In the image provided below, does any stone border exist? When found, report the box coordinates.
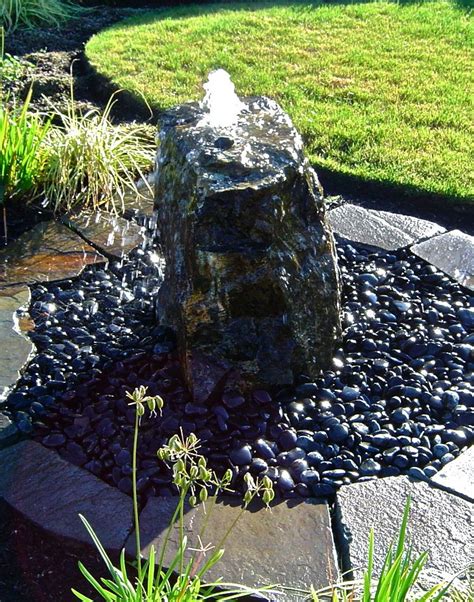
[0,202,472,600]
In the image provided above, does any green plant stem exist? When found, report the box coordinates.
[132,409,142,581]
[157,485,188,582]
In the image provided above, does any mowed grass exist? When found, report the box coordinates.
[86,1,474,203]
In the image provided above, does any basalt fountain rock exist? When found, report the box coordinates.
[155,72,341,403]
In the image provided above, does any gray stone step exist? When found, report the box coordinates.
[411,229,474,290]
[126,496,339,601]
[0,286,34,398]
[430,446,474,503]
[327,204,445,251]
[335,476,473,589]
[61,211,145,259]
[0,221,105,289]
[0,440,133,552]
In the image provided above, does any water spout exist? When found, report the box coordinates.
[199,69,245,129]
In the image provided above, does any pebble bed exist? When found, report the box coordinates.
[5,236,474,500]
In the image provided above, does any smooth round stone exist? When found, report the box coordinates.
[311,482,336,497]
[295,482,310,497]
[300,469,320,485]
[423,465,439,478]
[115,449,131,467]
[328,423,349,443]
[341,386,360,402]
[118,477,132,494]
[433,443,449,459]
[360,459,381,476]
[290,458,309,477]
[278,429,298,450]
[296,434,315,451]
[250,458,268,473]
[222,394,245,408]
[295,383,319,397]
[307,451,324,466]
[443,429,469,446]
[322,469,346,480]
[440,452,456,466]
[42,433,66,447]
[253,390,272,404]
[393,454,410,469]
[442,391,459,410]
[230,446,252,466]
[277,470,295,492]
[254,439,276,460]
[407,467,426,480]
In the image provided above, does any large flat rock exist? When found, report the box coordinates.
[61,211,145,258]
[126,497,338,601]
[0,221,105,289]
[0,440,133,551]
[328,204,447,251]
[430,446,474,502]
[411,230,474,290]
[335,476,473,587]
[328,204,414,250]
[0,286,34,397]
[374,210,446,241]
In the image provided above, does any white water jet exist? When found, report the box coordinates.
[199,69,245,128]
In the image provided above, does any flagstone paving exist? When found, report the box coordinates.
[335,475,473,587]
[60,211,145,259]
[0,221,106,290]
[126,496,339,602]
[0,287,34,398]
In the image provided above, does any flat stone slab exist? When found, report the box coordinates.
[0,440,133,551]
[375,210,446,241]
[335,476,473,588]
[126,497,338,601]
[61,211,145,258]
[430,446,474,502]
[411,230,474,290]
[0,221,105,290]
[0,286,34,397]
[328,204,445,251]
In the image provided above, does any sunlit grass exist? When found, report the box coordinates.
[86,0,474,203]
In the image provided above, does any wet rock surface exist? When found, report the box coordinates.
[0,221,106,289]
[155,98,341,400]
[412,229,474,291]
[60,211,145,259]
[2,234,472,503]
[0,287,34,397]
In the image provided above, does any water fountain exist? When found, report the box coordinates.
[154,70,342,403]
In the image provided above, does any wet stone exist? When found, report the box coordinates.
[61,211,145,259]
[411,230,474,290]
[336,476,473,587]
[155,97,341,400]
[0,286,34,397]
[126,496,338,601]
[0,221,105,289]
[328,204,414,250]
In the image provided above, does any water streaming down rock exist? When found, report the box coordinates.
[154,71,342,403]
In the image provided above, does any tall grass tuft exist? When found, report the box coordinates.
[40,89,155,214]
[1,0,83,33]
[0,86,51,241]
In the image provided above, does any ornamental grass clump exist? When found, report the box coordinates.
[73,385,276,602]
[0,86,51,241]
[1,0,84,33]
[40,90,155,214]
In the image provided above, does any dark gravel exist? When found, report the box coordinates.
[4,232,473,502]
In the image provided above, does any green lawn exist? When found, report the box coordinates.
[86,1,474,203]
